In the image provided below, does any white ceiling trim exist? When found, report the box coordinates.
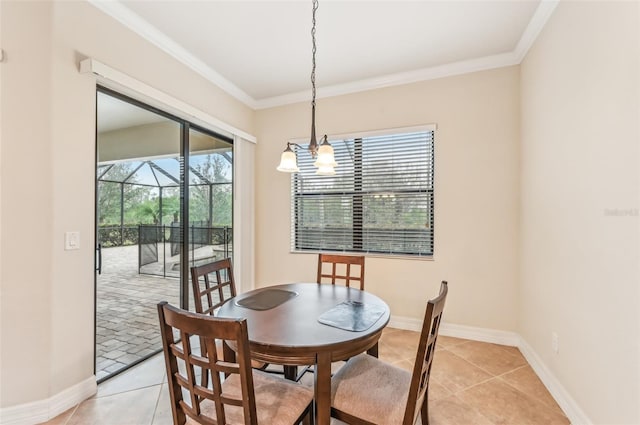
[87,0,559,111]
[513,0,559,63]
[255,51,519,110]
[87,0,259,109]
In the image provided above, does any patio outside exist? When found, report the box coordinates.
[96,242,226,381]
[96,245,178,380]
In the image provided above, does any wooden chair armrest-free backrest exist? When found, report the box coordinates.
[330,281,448,425]
[404,280,448,425]
[158,301,257,424]
[317,253,366,290]
[190,258,281,377]
[190,257,236,316]
[157,302,313,425]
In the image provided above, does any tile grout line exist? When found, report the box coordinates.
[96,382,165,399]
[150,383,164,425]
[495,373,569,419]
[448,370,569,423]
[442,345,567,419]
[420,339,569,423]
[442,393,499,425]
[441,345,526,379]
[61,403,79,425]
[435,347,517,394]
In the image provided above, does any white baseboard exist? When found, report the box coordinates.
[439,322,521,346]
[389,316,520,346]
[517,337,592,425]
[389,315,592,425]
[0,376,96,425]
[388,315,424,332]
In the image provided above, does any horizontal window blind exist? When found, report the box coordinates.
[291,129,434,256]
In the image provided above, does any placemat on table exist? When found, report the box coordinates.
[235,289,298,310]
[318,300,386,332]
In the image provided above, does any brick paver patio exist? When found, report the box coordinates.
[96,245,203,381]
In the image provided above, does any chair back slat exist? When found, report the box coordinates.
[158,301,258,425]
[403,281,448,425]
[317,253,366,290]
[191,258,237,315]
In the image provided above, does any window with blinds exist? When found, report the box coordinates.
[290,128,434,257]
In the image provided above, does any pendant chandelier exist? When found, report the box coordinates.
[277,0,337,176]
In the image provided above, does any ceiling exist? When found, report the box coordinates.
[97,91,167,132]
[90,0,557,110]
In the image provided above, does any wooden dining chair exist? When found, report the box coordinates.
[158,301,313,425]
[190,257,236,316]
[190,258,285,378]
[317,253,366,290]
[302,253,367,380]
[330,281,448,425]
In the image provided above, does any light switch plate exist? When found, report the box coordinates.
[65,231,80,250]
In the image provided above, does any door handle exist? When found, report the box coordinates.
[96,243,102,275]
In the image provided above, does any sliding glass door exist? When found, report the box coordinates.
[188,127,234,269]
[95,88,233,382]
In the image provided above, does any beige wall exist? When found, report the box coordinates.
[4,0,637,421]
[0,0,54,406]
[0,0,254,408]
[519,1,640,423]
[255,66,521,329]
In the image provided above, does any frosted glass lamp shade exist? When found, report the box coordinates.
[313,140,337,168]
[276,146,299,172]
[316,165,336,176]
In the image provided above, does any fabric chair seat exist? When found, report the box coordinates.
[188,370,314,425]
[331,353,413,425]
[330,281,448,425]
[158,302,313,425]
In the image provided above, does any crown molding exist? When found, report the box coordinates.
[513,0,560,63]
[257,0,559,109]
[254,51,518,109]
[88,0,558,111]
[87,0,258,109]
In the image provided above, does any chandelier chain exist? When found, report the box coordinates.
[311,0,318,110]
[277,0,336,173]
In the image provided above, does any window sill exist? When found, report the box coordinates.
[290,250,434,261]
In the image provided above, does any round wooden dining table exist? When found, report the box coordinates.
[216,282,390,425]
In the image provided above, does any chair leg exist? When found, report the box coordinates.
[284,365,299,381]
[421,397,429,425]
[366,342,379,358]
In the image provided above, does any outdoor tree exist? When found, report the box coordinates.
[190,153,232,226]
[98,155,234,247]
[98,163,151,225]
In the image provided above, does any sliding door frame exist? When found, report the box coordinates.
[94,85,233,381]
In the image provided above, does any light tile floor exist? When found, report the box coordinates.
[43,328,569,425]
